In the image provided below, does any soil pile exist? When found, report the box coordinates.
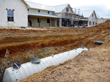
[17,21,110,82]
[18,40,110,82]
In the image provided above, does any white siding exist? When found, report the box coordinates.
[62,5,72,13]
[55,13,61,17]
[29,8,54,15]
[40,18,49,27]
[0,0,28,28]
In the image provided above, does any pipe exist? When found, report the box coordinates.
[2,47,88,82]
[95,41,104,45]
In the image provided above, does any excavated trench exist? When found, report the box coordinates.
[1,21,110,82]
[0,23,110,59]
[0,34,95,58]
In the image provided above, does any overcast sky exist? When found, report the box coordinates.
[26,0,110,18]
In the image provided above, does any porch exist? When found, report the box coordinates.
[73,19,88,27]
[62,18,72,27]
[28,12,60,27]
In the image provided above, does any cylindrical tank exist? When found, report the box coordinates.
[2,47,88,82]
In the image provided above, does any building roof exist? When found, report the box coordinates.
[25,1,55,11]
[80,10,93,17]
[80,10,97,18]
[53,4,68,13]
[24,1,73,13]
[93,10,97,19]
[22,0,30,8]
[28,12,61,18]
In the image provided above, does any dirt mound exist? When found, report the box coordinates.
[17,21,110,82]
[18,42,110,82]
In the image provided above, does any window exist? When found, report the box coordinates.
[92,14,94,17]
[53,11,55,14]
[93,22,94,25]
[27,9,29,11]
[7,9,14,22]
[66,8,69,12]
[37,18,41,23]
[47,18,50,23]
[37,18,39,23]
[38,10,40,13]
[48,11,49,14]
[89,21,91,25]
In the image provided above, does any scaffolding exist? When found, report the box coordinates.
[61,7,81,27]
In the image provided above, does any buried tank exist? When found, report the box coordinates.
[2,47,88,82]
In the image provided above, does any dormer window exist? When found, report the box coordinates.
[27,9,29,11]
[38,10,40,13]
[48,11,49,14]
[66,8,69,12]
[89,21,91,25]
[53,11,55,14]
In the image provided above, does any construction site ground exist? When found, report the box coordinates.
[0,21,110,82]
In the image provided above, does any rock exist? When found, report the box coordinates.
[66,66,72,69]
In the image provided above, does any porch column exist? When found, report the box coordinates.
[49,18,51,27]
[59,18,62,27]
[71,19,73,27]
[39,18,41,27]
[55,19,57,27]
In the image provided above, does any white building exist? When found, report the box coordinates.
[0,0,28,28]
[88,11,97,27]
[82,10,97,27]
[0,0,97,28]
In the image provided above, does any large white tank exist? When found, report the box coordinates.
[2,47,88,82]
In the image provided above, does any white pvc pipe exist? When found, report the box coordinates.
[2,47,88,82]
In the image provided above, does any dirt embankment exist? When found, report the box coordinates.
[0,21,110,59]
[18,42,110,82]
[1,21,110,82]
[18,21,110,82]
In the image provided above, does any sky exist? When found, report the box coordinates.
[26,0,110,18]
